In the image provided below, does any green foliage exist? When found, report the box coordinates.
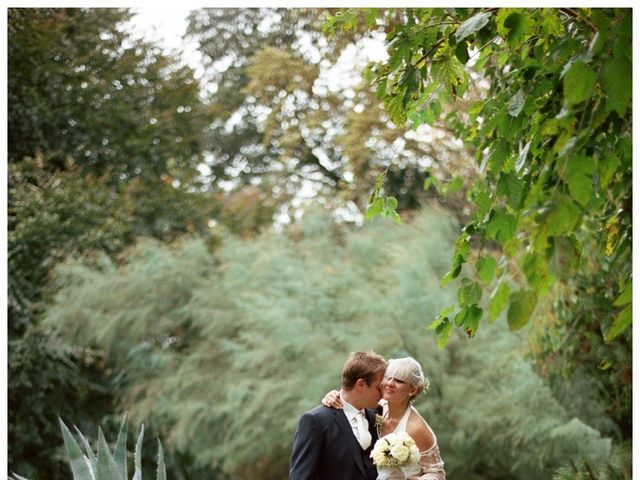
[7,9,217,480]
[8,8,210,182]
[59,417,166,480]
[8,328,115,480]
[432,327,613,479]
[330,8,632,342]
[552,440,631,480]
[42,207,619,479]
[186,8,465,214]
[527,247,632,439]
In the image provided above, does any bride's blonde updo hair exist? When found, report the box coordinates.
[385,357,430,400]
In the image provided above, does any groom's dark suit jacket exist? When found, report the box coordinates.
[289,404,379,480]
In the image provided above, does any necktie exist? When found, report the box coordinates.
[355,410,372,450]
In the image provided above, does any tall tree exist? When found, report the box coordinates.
[8,8,209,182]
[328,5,632,447]
[8,8,215,479]
[8,8,216,333]
[186,8,468,216]
[328,7,631,341]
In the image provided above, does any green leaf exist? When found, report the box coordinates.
[431,53,466,94]
[563,61,596,106]
[488,281,511,322]
[601,57,632,117]
[454,305,482,336]
[560,155,597,206]
[435,318,452,349]
[73,425,97,476]
[365,197,384,220]
[599,152,620,189]
[97,428,123,480]
[508,89,525,117]
[113,414,128,480]
[522,251,554,292]
[59,419,94,480]
[485,208,517,243]
[455,41,469,64]
[458,278,482,305]
[613,281,632,307]
[507,290,538,330]
[156,440,167,480]
[429,305,454,330]
[384,91,408,125]
[424,176,439,191]
[463,305,482,337]
[604,305,631,341]
[542,195,582,236]
[565,155,596,207]
[496,172,523,209]
[440,260,462,287]
[487,142,509,176]
[471,188,492,220]
[455,12,491,43]
[133,424,144,480]
[504,12,524,46]
[476,256,498,284]
[383,196,402,224]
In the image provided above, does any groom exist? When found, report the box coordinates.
[289,351,386,480]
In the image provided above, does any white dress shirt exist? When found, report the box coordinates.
[340,392,372,449]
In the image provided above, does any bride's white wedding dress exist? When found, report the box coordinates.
[377,404,446,480]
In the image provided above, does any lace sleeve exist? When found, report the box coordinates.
[411,443,445,480]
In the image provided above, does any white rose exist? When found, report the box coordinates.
[409,444,421,464]
[390,444,410,463]
[372,450,387,466]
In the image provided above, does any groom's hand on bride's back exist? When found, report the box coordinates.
[322,389,342,409]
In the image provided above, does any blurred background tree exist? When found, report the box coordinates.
[8,7,221,479]
[185,8,471,218]
[42,209,615,479]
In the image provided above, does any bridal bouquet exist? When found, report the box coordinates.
[370,431,421,479]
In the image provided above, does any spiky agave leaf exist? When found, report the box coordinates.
[155,440,166,480]
[59,418,94,480]
[73,424,97,475]
[132,424,145,480]
[113,413,129,480]
[9,472,31,480]
[96,428,124,480]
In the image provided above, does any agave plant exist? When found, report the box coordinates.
[58,415,166,480]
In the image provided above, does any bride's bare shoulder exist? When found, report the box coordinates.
[406,409,436,452]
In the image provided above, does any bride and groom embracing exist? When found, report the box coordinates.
[289,351,445,480]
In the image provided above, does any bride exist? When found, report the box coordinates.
[323,357,445,480]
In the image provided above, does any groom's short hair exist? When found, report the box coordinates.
[342,351,387,390]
